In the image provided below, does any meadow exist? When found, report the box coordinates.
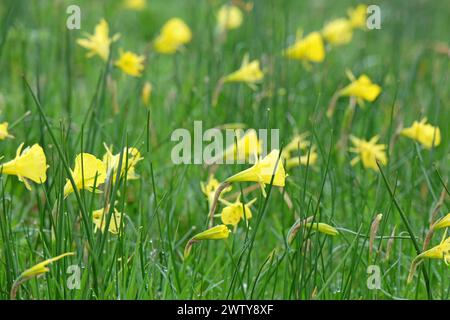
[0,0,449,300]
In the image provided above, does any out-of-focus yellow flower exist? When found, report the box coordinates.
[226,149,286,196]
[0,143,48,190]
[201,174,232,209]
[285,150,318,169]
[281,132,310,159]
[220,196,256,226]
[221,129,262,163]
[19,252,74,279]
[434,213,450,230]
[339,73,381,103]
[63,153,106,198]
[349,135,387,171]
[154,18,192,54]
[305,222,339,236]
[123,0,146,10]
[184,224,230,259]
[103,145,143,182]
[0,122,13,140]
[92,207,123,234]
[283,31,325,63]
[142,81,152,107]
[217,4,243,31]
[115,49,145,77]
[223,54,264,85]
[322,18,353,46]
[400,118,441,149]
[77,19,120,61]
[347,4,367,29]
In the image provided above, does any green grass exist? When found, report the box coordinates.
[0,0,449,300]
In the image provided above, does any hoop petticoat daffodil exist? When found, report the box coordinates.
[0,122,14,140]
[219,196,257,227]
[347,4,367,29]
[102,144,143,183]
[223,54,264,87]
[201,174,232,209]
[349,135,387,171]
[217,4,243,31]
[433,213,450,230]
[77,19,120,61]
[288,217,339,244]
[92,207,123,234]
[115,49,145,77]
[322,18,353,46]
[339,71,381,106]
[283,31,325,63]
[219,129,262,164]
[400,118,441,149]
[153,18,192,54]
[184,225,230,260]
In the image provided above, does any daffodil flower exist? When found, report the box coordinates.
[77,19,120,61]
[288,218,339,244]
[153,18,192,54]
[283,31,325,63]
[400,118,441,149]
[322,18,354,46]
[92,207,123,234]
[103,144,143,183]
[142,81,152,107]
[217,4,243,31]
[0,143,48,190]
[0,122,14,140]
[339,71,382,106]
[347,4,367,29]
[219,196,257,227]
[184,225,230,259]
[63,153,106,198]
[219,129,262,164]
[114,49,145,77]
[349,135,387,171]
[200,174,232,209]
[281,132,311,159]
[285,150,318,169]
[123,0,146,11]
[434,213,450,230]
[223,54,264,87]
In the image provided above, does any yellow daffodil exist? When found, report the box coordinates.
[123,0,146,10]
[322,18,353,46]
[219,196,257,226]
[226,149,286,196]
[339,73,382,103]
[285,150,318,169]
[217,4,243,31]
[63,153,106,198]
[103,145,143,182]
[434,213,450,230]
[0,122,13,140]
[400,118,441,149]
[92,207,123,234]
[77,19,120,61]
[200,174,232,209]
[305,222,339,236]
[20,252,74,279]
[184,224,230,259]
[153,18,192,54]
[221,129,262,163]
[142,81,152,107]
[347,4,367,29]
[0,143,48,190]
[281,132,311,159]
[349,135,387,171]
[115,49,145,77]
[283,31,325,63]
[223,54,264,85]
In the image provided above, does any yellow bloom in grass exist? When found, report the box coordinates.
[154,18,192,54]
[184,224,230,259]
[92,207,123,234]
[123,0,146,10]
[220,196,257,226]
[434,213,450,230]
[0,143,48,190]
[281,132,311,159]
[0,122,13,140]
[103,145,143,182]
[223,54,264,86]
[400,118,441,149]
[347,4,367,29]
[305,222,339,236]
[339,73,382,103]
[322,18,353,46]
[349,135,387,171]
[77,19,120,61]
[283,31,325,63]
[226,149,286,196]
[142,81,152,107]
[285,150,318,169]
[200,174,232,209]
[115,50,145,77]
[217,4,243,31]
[20,252,74,279]
[63,153,106,198]
[221,129,262,163]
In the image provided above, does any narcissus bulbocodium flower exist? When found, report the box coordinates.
[283,31,325,63]
[223,54,264,86]
[347,4,367,29]
[281,133,311,159]
[153,18,192,54]
[0,143,48,190]
[184,224,230,259]
[123,0,146,10]
[217,4,243,31]
[281,133,318,169]
[226,149,286,197]
[400,118,441,149]
[219,196,257,226]
[322,18,353,46]
[285,150,318,169]
[339,71,382,105]
[142,81,152,107]
[103,144,143,182]
[305,222,339,236]
[201,175,232,209]
[115,49,145,77]
[92,207,123,234]
[349,135,387,171]
[0,122,13,140]
[434,213,450,230]
[63,153,106,198]
[77,19,120,61]
[221,129,262,163]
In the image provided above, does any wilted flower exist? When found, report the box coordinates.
[220,196,257,226]
[115,49,145,77]
[217,4,243,31]
[349,135,387,171]
[0,122,13,140]
[184,224,230,259]
[347,4,367,29]
[92,207,123,234]
[400,118,441,149]
[154,18,192,54]
[223,54,264,85]
[283,31,325,63]
[77,19,120,61]
[322,18,353,46]
[0,143,48,190]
